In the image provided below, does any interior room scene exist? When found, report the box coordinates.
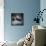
[0,0,46,46]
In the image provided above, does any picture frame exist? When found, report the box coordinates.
[11,13,24,26]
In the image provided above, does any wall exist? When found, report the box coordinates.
[4,0,40,42]
[40,0,46,26]
[40,0,46,45]
[0,0,4,42]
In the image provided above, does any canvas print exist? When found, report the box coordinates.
[11,13,24,26]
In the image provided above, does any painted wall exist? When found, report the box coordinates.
[0,0,4,42]
[40,0,46,26]
[4,0,40,42]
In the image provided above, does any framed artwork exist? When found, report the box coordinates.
[11,13,24,26]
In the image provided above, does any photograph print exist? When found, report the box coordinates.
[11,13,24,26]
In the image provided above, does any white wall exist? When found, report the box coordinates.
[40,0,46,45]
[0,0,4,42]
[40,0,46,27]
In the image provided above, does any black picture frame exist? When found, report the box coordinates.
[11,13,24,26]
